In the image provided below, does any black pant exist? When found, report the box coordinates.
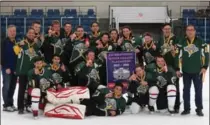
[183,72,203,111]
[2,69,17,107]
[81,99,106,116]
[17,75,28,110]
[174,79,180,110]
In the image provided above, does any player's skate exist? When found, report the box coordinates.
[148,106,155,114]
[33,110,39,120]
[25,106,32,113]
[168,110,176,116]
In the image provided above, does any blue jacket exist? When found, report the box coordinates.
[1,37,18,72]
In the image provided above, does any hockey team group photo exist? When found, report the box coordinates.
[0,1,210,125]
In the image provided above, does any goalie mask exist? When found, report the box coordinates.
[52,73,63,84]
[39,78,51,92]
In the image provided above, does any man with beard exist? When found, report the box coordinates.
[47,54,71,88]
[41,20,63,63]
[141,32,159,65]
[158,23,180,113]
[146,55,177,115]
[14,28,42,114]
[27,56,53,119]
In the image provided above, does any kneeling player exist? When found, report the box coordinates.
[81,82,126,116]
[47,54,71,88]
[128,64,151,114]
[27,57,53,118]
[146,55,177,115]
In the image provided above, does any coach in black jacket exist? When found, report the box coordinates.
[1,25,18,112]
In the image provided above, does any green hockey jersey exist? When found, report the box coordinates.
[28,67,53,92]
[158,35,179,67]
[120,36,143,52]
[175,37,209,73]
[145,63,177,88]
[15,39,41,75]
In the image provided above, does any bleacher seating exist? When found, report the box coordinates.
[1,8,97,39]
[182,8,210,43]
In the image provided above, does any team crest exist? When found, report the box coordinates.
[25,48,38,60]
[104,98,117,110]
[145,52,155,63]
[52,73,63,84]
[184,44,199,57]
[39,78,51,92]
[137,84,149,94]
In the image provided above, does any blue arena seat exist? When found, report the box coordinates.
[47,9,54,17]
[54,9,60,17]
[87,9,94,16]
[31,9,44,17]
[188,18,196,25]
[70,9,77,17]
[14,9,21,16]
[64,9,71,16]
[197,19,205,26]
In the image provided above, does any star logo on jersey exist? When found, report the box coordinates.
[184,44,199,57]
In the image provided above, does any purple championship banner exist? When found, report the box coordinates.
[106,52,136,91]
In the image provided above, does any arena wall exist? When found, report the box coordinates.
[1,0,209,18]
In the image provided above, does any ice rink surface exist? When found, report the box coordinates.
[1,69,209,125]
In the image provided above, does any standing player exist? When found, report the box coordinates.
[146,55,177,115]
[158,23,180,113]
[108,29,120,51]
[118,26,143,64]
[14,28,41,114]
[141,32,159,65]
[89,22,101,52]
[175,25,209,116]
[41,20,63,63]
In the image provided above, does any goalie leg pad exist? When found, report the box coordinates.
[167,85,177,111]
[46,87,90,105]
[31,88,41,117]
[149,86,159,107]
[44,103,86,119]
[130,102,140,114]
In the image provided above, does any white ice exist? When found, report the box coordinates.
[1,69,209,125]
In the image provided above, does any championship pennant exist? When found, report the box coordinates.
[106,52,136,92]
